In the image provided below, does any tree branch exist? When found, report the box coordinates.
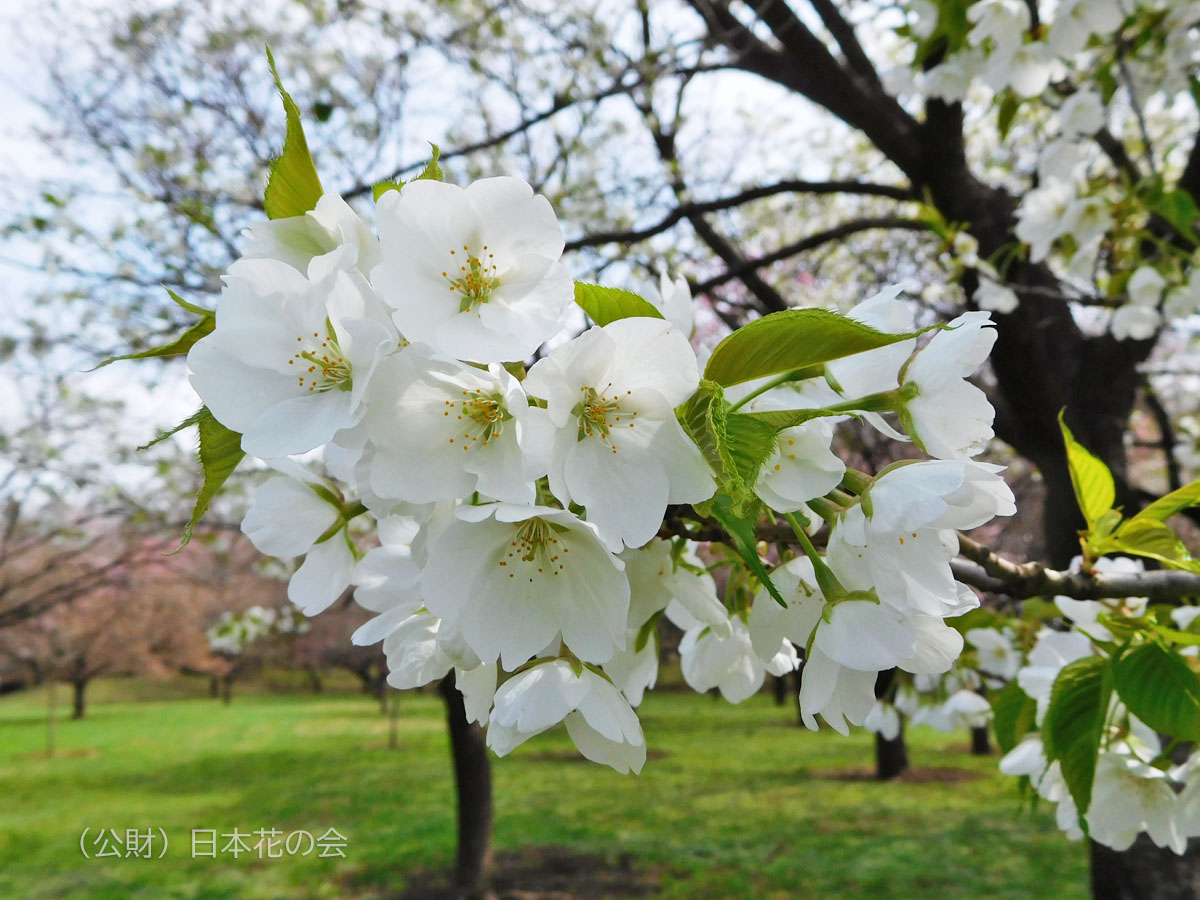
[565,179,916,251]
[691,217,931,297]
[955,535,1200,602]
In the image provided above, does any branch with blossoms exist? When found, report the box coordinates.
[105,51,1200,855]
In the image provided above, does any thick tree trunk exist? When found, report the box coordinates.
[1091,838,1200,900]
[970,724,990,756]
[71,679,87,720]
[772,674,788,706]
[306,666,324,694]
[874,669,907,780]
[437,672,496,900]
[874,727,908,780]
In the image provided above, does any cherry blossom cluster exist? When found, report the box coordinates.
[205,604,308,656]
[186,174,1013,773]
[993,561,1200,854]
[895,0,1200,340]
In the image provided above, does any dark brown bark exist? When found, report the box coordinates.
[772,674,788,706]
[970,724,991,756]
[71,678,87,720]
[874,727,908,780]
[438,672,496,900]
[306,666,324,694]
[874,669,907,780]
[221,674,232,705]
[1091,837,1200,900]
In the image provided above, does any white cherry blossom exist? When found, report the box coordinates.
[372,177,573,362]
[244,192,382,277]
[364,352,542,504]
[897,311,997,459]
[420,503,629,668]
[188,258,399,458]
[487,659,646,773]
[524,317,714,549]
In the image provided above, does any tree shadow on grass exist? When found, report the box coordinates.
[393,845,664,900]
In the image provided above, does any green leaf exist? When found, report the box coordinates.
[574,283,664,326]
[740,407,848,432]
[137,407,208,452]
[165,287,211,317]
[263,47,323,220]
[1112,641,1200,741]
[1042,655,1110,817]
[991,681,1038,754]
[709,494,785,608]
[1111,517,1196,569]
[179,409,246,549]
[1157,626,1200,647]
[1058,412,1115,527]
[94,314,214,369]
[703,308,923,388]
[997,91,1021,140]
[1131,477,1200,525]
[414,144,442,182]
[676,381,774,511]
[372,180,403,201]
[1144,187,1200,247]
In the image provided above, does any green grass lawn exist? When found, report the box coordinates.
[0,677,1087,900]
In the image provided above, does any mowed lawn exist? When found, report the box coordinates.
[0,677,1087,900]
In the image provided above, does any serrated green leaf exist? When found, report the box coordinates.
[414,144,442,182]
[992,681,1038,754]
[740,407,847,432]
[574,283,664,326]
[704,308,924,388]
[709,494,785,607]
[1058,412,1115,527]
[676,381,774,511]
[178,409,245,550]
[263,47,323,220]
[137,407,208,452]
[1132,478,1200,525]
[372,180,403,201]
[1111,517,1195,568]
[94,314,214,369]
[1112,641,1200,741]
[1042,655,1110,817]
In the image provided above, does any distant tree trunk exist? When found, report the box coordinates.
[45,680,57,758]
[874,669,907,780]
[970,724,991,756]
[437,671,495,900]
[209,674,220,698]
[221,674,233,705]
[1091,837,1200,900]
[874,727,908,780]
[772,674,788,706]
[388,691,400,750]
[71,678,88,720]
[372,666,388,714]
[306,666,324,694]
